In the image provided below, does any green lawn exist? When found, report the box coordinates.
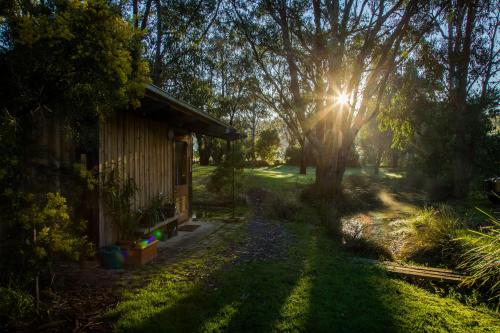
[108,166,499,332]
[193,164,397,201]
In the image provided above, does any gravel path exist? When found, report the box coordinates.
[233,188,294,263]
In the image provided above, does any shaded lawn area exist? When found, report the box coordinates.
[107,221,499,332]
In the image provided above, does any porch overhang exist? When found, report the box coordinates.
[136,84,242,140]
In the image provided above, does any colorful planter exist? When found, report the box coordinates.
[123,240,158,266]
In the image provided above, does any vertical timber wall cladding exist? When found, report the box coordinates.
[98,111,174,246]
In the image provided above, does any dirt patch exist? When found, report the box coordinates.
[26,222,229,332]
[25,261,129,332]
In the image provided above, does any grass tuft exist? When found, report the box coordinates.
[398,205,463,265]
[455,209,500,305]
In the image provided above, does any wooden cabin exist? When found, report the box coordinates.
[40,84,239,247]
[97,84,240,246]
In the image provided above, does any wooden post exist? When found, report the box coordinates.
[98,120,105,247]
[231,140,235,219]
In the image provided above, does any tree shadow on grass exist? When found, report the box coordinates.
[112,259,306,332]
[110,225,399,333]
[304,237,398,332]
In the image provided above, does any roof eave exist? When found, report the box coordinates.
[145,84,241,140]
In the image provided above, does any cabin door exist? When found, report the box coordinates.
[175,138,190,222]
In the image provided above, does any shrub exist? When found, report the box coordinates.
[299,185,321,204]
[265,195,300,222]
[0,286,35,322]
[341,214,393,259]
[244,160,269,168]
[284,145,303,166]
[207,142,245,201]
[255,128,280,163]
[139,194,166,228]
[343,235,393,260]
[344,174,372,188]
[102,169,139,240]
[424,177,453,202]
[404,171,427,190]
[399,205,463,264]
[455,209,500,304]
[19,192,91,268]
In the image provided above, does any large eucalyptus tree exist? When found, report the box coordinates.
[234,0,430,201]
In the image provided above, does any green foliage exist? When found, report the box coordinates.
[284,145,303,166]
[20,192,91,265]
[72,163,98,191]
[0,111,23,228]
[0,286,35,322]
[265,194,300,222]
[1,0,149,120]
[0,190,93,291]
[358,116,394,168]
[255,128,280,163]
[207,142,245,201]
[139,194,174,228]
[102,170,139,240]
[0,0,149,288]
[456,209,500,304]
[284,143,314,167]
[399,205,463,263]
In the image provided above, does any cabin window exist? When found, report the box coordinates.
[175,141,188,185]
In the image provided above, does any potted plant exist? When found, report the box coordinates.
[102,170,140,242]
[102,170,159,266]
[163,198,176,218]
[139,194,166,229]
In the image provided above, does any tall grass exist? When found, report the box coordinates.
[399,205,463,263]
[455,209,500,305]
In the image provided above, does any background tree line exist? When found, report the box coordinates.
[145,0,498,203]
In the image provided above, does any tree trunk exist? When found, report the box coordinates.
[452,95,472,198]
[250,124,256,161]
[226,140,231,157]
[197,134,210,166]
[374,151,382,175]
[133,0,138,29]
[151,0,162,85]
[314,147,346,203]
[449,1,477,199]
[390,150,399,168]
[299,140,306,175]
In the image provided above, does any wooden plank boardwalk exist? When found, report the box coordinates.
[350,257,466,283]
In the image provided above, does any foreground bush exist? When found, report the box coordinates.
[399,205,463,264]
[264,195,300,222]
[0,286,35,322]
[456,209,500,305]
